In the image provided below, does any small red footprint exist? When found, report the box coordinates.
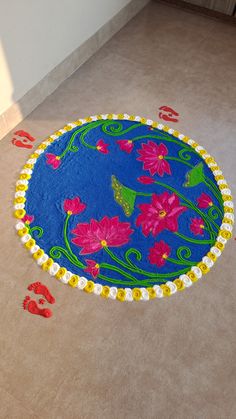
[12,130,36,149]
[23,296,52,318]
[159,105,179,123]
[14,130,36,142]
[12,138,33,149]
[28,282,55,304]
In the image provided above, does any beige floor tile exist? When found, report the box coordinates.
[0,386,39,419]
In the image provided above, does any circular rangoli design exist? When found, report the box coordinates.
[14,114,234,301]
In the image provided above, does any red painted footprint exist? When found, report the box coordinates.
[158,105,179,123]
[28,282,55,304]
[12,138,33,149]
[23,296,52,318]
[12,130,36,149]
[15,130,36,142]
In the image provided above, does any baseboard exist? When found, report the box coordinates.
[154,0,236,23]
[0,0,150,140]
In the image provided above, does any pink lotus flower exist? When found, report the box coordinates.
[137,176,155,185]
[137,141,171,177]
[116,140,134,153]
[63,197,86,215]
[136,192,187,237]
[190,218,205,236]
[22,214,34,224]
[46,153,61,169]
[148,241,171,267]
[197,193,213,209]
[84,259,100,278]
[96,139,109,154]
[71,216,133,255]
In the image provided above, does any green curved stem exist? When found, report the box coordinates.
[96,273,139,286]
[79,127,97,149]
[204,180,223,203]
[166,257,196,266]
[49,213,85,269]
[50,246,85,268]
[127,134,197,152]
[174,231,214,245]
[59,125,87,159]
[29,226,44,239]
[177,246,191,260]
[141,267,190,282]
[207,177,223,198]
[99,262,138,283]
[208,205,223,220]
[96,273,165,287]
[63,214,85,268]
[101,121,143,136]
[165,156,193,168]
[64,214,76,256]
[178,148,192,161]
[176,246,198,264]
[105,247,135,271]
[104,247,194,279]
[59,120,104,158]
[125,248,142,268]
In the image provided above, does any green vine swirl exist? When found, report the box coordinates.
[208,205,223,220]
[176,246,197,265]
[29,226,44,239]
[49,246,83,268]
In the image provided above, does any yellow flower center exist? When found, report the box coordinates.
[209,202,213,206]
[159,210,166,218]
[101,240,107,247]
[200,225,204,229]
[67,211,72,215]
[158,155,164,160]
[163,253,168,259]
[95,263,100,269]
[97,146,101,150]
[55,156,60,160]
[128,140,132,144]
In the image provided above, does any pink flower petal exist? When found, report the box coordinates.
[136,192,187,237]
[71,216,133,254]
[137,141,171,177]
[148,240,171,267]
[96,139,109,154]
[63,197,86,214]
[137,176,155,184]
[197,193,213,208]
[117,140,134,153]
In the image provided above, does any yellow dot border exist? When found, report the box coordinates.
[14,114,234,301]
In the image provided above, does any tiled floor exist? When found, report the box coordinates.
[0,1,236,418]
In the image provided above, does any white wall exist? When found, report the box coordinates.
[0,0,132,115]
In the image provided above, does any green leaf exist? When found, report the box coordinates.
[183,163,205,187]
[111,175,137,217]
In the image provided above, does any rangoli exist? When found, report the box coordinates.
[14,114,234,301]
